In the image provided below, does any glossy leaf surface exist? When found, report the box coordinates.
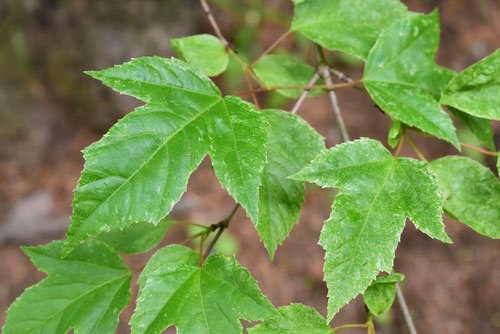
[441,49,500,120]
[3,241,131,334]
[65,57,267,255]
[292,0,409,60]
[364,12,459,148]
[431,156,500,238]
[292,138,450,319]
[131,245,276,334]
[257,110,324,257]
[248,303,333,334]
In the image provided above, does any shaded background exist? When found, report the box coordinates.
[1,0,499,333]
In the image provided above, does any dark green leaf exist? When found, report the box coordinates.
[248,303,333,334]
[65,57,267,255]
[364,273,404,316]
[441,49,500,120]
[130,245,276,333]
[364,12,459,148]
[292,0,409,60]
[292,138,450,319]
[171,34,229,76]
[257,110,324,257]
[96,217,172,254]
[3,241,131,334]
[431,156,500,238]
[449,107,495,150]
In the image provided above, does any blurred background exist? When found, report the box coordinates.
[0,0,499,333]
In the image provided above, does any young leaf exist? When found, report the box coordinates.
[441,49,500,120]
[257,110,325,257]
[3,241,131,334]
[431,156,500,238]
[171,34,229,76]
[387,120,403,148]
[96,217,172,254]
[65,57,267,255]
[253,54,321,98]
[248,303,333,334]
[292,138,451,319]
[363,11,460,148]
[449,107,495,150]
[364,273,405,316]
[291,0,409,60]
[130,245,276,334]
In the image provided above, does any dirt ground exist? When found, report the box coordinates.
[1,0,499,333]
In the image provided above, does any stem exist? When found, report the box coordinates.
[396,284,418,334]
[250,29,291,66]
[202,204,240,262]
[405,135,427,161]
[332,323,368,331]
[317,45,350,142]
[460,142,498,156]
[200,0,229,48]
[291,71,321,114]
[395,135,405,156]
[240,81,359,96]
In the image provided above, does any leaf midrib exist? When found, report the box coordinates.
[73,97,223,237]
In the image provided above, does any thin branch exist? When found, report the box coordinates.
[291,71,321,114]
[250,29,292,66]
[202,204,240,262]
[396,284,418,334]
[238,81,360,97]
[329,67,354,83]
[316,45,350,142]
[460,142,498,156]
[200,0,229,48]
[332,323,368,331]
[405,135,427,161]
[394,135,405,156]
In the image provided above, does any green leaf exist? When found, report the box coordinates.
[292,138,450,319]
[130,245,276,334]
[363,11,459,148]
[248,303,333,334]
[3,241,131,334]
[256,110,324,257]
[96,217,172,254]
[441,49,500,120]
[65,57,267,255]
[431,156,500,238]
[291,0,409,60]
[449,107,495,150]
[253,54,321,98]
[171,34,229,76]
[364,273,404,316]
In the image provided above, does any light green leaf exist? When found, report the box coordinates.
[387,120,403,148]
[131,245,276,334]
[3,241,131,334]
[171,34,229,76]
[257,110,324,257]
[449,107,495,150]
[248,303,333,334]
[364,273,404,316]
[292,138,450,319]
[441,49,500,120]
[65,57,267,255]
[364,11,459,148]
[291,0,409,60]
[253,54,320,98]
[431,156,500,238]
[96,217,172,254]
